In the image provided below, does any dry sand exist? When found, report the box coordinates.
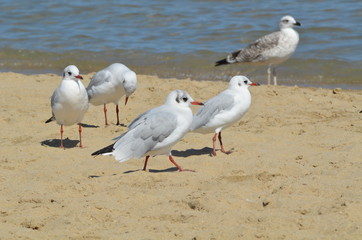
[0,72,361,239]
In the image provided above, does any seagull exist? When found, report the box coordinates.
[45,65,89,148]
[215,15,301,85]
[190,76,259,156]
[86,63,137,126]
[91,90,204,172]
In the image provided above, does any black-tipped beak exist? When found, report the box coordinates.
[75,75,83,80]
[250,82,260,86]
[295,21,301,26]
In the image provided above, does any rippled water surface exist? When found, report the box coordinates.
[0,0,361,88]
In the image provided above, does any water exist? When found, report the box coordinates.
[0,0,361,89]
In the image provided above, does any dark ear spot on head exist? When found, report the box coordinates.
[176,97,180,103]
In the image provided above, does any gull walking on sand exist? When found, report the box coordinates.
[91,90,204,172]
[45,65,89,148]
[86,63,137,126]
[190,76,259,156]
[215,15,301,85]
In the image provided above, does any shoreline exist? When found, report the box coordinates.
[0,72,361,239]
[1,69,362,91]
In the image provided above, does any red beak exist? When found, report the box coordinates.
[75,75,83,80]
[125,96,129,105]
[250,82,260,86]
[191,101,204,106]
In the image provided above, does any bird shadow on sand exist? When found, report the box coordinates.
[40,138,79,148]
[172,147,213,157]
[80,123,99,128]
[116,123,128,128]
[123,148,214,174]
[87,166,179,177]
[123,167,179,174]
[88,173,118,178]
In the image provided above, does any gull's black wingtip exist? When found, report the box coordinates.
[91,143,114,156]
[215,58,229,67]
[45,116,55,124]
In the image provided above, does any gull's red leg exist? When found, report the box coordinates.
[169,155,195,172]
[218,132,232,155]
[60,124,64,149]
[169,155,184,171]
[78,123,83,148]
[211,133,217,156]
[103,104,108,126]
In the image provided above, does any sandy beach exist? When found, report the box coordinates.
[0,72,361,239]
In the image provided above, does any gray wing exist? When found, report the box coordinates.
[86,69,113,90]
[190,91,235,130]
[111,107,157,141]
[112,110,177,162]
[48,87,60,120]
[50,90,57,108]
[127,108,155,130]
[46,85,62,123]
[228,31,281,63]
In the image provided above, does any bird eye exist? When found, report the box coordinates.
[182,97,188,102]
[68,72,72,76]
[283,19,289,23]
[244,80,248,84]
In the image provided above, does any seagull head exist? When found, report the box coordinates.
[279,15,301,29]
[62,65,83,81]
[166,90,203,108]
[229,76,260,90]
[123,70,138,105]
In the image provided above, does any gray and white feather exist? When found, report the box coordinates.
[45,65,89,148]
[215,15,301,85]
[190,75,259,156]
[86,63,137,125]
[48,65,89,126]
[92,90,203,171]
[191,76,256,134]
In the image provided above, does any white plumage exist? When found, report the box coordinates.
[215,15,301,85]
[86,63,137,126]
[190,76,258,156]
[46,65,89,148]
[92,90,203,172]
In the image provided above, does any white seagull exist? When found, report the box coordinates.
[86,63,137,126]
[215,15,301,85]
[190,76,259,156]
[45,65,89,148]
[91,90,204,172]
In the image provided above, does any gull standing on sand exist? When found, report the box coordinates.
[215,15,301,85]
[86,63,137,126]
[45,65,89,148]
[190,76,259,156]
[91,90,204,172]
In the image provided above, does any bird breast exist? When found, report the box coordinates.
[279,28,299,52]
